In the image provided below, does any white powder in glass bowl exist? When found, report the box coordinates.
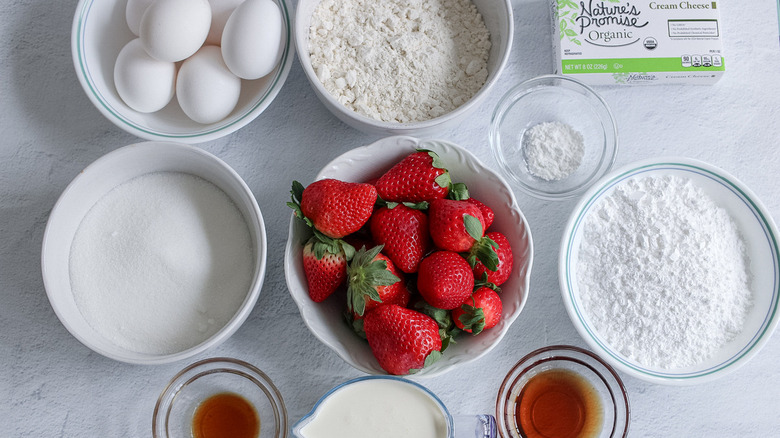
[522,121,584,181]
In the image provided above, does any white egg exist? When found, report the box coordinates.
[206,0,244,46]
[176,46,241,124]
[114,38,177,113]
[221,0,284,80]
[125,0,154,36]
[139,0,212,62]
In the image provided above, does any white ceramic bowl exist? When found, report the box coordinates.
[41,142,267,364]
[284,136,534,377]
[560,157,780,384]
[72,0,294,143]
[294,0,513,136]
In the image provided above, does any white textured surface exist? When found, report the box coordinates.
[1,0,779,436]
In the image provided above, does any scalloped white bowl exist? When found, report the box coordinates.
[284,136,534,377]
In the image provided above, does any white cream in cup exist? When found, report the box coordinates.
[292,376,496,438]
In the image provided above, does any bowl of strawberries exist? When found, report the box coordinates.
[284,136,533,377]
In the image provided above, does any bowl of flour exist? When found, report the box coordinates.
[294,0,513,136]
[559,157,780,384]
[42,142,267,364]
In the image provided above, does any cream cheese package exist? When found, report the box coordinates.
[551,0,725,84]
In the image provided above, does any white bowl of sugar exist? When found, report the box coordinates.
[42,142,267,365]
[560,157,780,384]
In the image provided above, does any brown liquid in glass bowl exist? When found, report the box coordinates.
[192,392,260,438]
[515,369,602,438]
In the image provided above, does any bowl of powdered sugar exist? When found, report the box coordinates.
[295,0,513,136]
[560,157,780,384]
[42,142,267,364]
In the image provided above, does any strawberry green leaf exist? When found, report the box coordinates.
[446,182,470,200]
[434,171,451,189]
[408,349,443,374]
[291,180,305,202]
[351,316,366,339]
[385,202,400,209]
[343,310,367,339]
[440,332,453,352]
[424,349,443,367]
[402,201,429,210]
[340,241,356,261]
[413,300,454,330]
[463,214,484,241]
[467,235,499,271]
[418,149,445,170]
[288,181,314,228]
[458,302,487,335]
[346,245,400,316]
[474,272,501,292]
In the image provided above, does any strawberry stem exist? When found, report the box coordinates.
[346,245,400,316]
[467,235,499,271]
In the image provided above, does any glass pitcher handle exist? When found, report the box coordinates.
[452,414,497,438]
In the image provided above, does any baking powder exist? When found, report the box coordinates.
[69,172,253,355]
[308,0,490,123]
[577,175,753,369]
[523,121,584,181]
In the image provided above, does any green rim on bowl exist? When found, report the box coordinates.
[560,158,780,383]
[72,0,294,142]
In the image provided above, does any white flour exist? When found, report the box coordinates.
[523,121,584,181]
[577,175,753,369]
[308,0,490,123]
[69,172,253,355]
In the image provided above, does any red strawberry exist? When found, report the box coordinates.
[302,236,354,302]
[363,304,443,375]
[375,150,450,203]
[417,251,475,310]
[466,197,494,230]
[346,245,408,318]
[288,179,377,239]
[370,203,431,273]
[452,287,503,335]
[472,232,513,286]
[428,198,485,252]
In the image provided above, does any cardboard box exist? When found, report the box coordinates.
[551,0,725,85]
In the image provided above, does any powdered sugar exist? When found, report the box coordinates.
[577,175,753,369]
[523,121,584,181]
[308,0,490,123]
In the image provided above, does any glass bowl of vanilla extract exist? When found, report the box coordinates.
[153,357,287,438]
[496,345,629,438]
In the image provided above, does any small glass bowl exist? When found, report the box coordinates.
[489,75,618,200]
[496,345,629,438]
[153,357,287,438]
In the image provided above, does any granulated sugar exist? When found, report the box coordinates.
[577,175,753,369]
[69,172,253,355]
[308,0,490,123]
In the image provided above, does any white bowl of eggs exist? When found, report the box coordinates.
[72,0,294,143]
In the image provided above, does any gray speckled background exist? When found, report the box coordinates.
[2,0,779,436]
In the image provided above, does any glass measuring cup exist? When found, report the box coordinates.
[292,376,496,438]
